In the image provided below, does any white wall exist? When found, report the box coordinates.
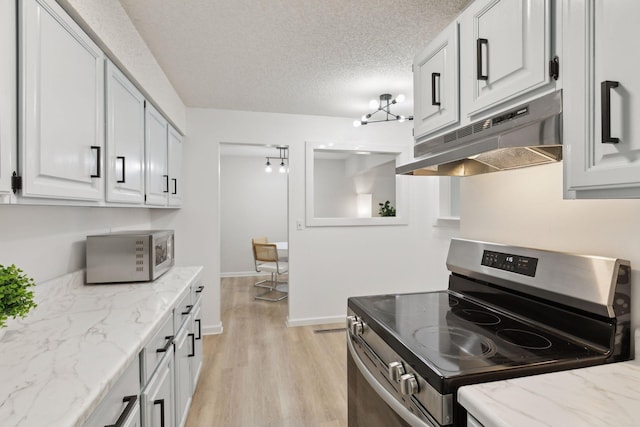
[460,162,640,334]
[153,108,458,333]
[219,154,287,275]
[0,205,151,283]
[314,159,356,218]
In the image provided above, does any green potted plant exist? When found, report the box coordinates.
[0,264,37,334]
[378,200,396,217]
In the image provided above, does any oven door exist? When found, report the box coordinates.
[347,336,438,427]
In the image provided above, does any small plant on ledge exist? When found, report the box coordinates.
[0,264,37,329]
[378,200,396,217]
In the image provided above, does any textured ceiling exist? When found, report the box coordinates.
[118,0,471,119]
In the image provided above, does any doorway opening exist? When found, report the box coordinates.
[219,143,289,308]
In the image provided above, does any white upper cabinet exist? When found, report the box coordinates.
[460,0,551,117]
[19,0,105,201]
[105,60,146,204]
[564,0,640,198]
[168,126,183,207]
[413,21,459,141]
[145,103,169,206]
[0,0,16,198]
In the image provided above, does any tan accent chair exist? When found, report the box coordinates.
[252,243,288,302]
[251,237,271,288]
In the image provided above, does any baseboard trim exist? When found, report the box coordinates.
[202,322,224,335]
[286,315,346,328]
[220,271,267,278]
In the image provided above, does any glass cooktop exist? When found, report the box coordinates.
[348,291,606,380]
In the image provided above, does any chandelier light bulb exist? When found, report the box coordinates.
[265,159,272,173]
[398,115,406,122]
[361,114,369,122]
[369,99,379,109]
[279,162,286,173]
[353,120,361,127]
[395,94,406,103]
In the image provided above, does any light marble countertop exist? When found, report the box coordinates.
[459,330,640,427]
[0,266,203,427]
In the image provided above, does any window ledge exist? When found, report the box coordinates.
[434,217,460,228]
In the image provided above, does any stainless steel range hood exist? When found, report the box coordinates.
[396,90,563,176]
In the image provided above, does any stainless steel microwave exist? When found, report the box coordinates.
[86,230,174,284]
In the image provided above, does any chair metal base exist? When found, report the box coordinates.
[255,282,288,302]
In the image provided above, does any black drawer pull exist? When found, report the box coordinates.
[91,146,102,178]
[196,285,204,293]
[154,398,165,427]
[163,175,169,193]
[188,333,195,357]
[156,335,174,353]
[601,80,620,143]
[116,156,126,183]
[171,178,177,195]
[182,304,193,316]
[105,395,137,427]
[431,72,441,106]
[476,38,489,81]
[195,318,202,340]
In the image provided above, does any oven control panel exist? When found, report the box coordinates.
[481,250,538,277]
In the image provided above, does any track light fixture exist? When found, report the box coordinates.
[265,146,289,173]
[353,93,413,127]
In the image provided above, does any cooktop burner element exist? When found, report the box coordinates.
[452,308,501,325]
[413,326,497,360]
[496,329,553,350]
[347,238,631,427]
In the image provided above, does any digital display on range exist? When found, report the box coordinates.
[481,250,538,277]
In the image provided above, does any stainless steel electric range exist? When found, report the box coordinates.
[347,239,631,427]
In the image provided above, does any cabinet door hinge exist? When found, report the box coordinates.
[11,171,22,194]
[549,56,560,80]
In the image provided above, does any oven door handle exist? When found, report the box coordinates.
[347,336,436,427]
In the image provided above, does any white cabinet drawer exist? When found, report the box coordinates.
[141,310,174,386]
[83,357,140,427]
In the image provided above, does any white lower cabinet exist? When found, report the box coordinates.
[191,300,203,393]
[83,358,141,427]
[142,348,176,427]
[174,323,193,427]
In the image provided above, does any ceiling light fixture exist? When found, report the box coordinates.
[353,93,413,127]
[265,146,288,173]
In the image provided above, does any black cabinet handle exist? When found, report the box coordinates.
[601,80,620,143]
[171,178,177,195]
[163,175,169,193]
[105,395,137,427]
[156,335,174,353]
[116,156,126,183]
[188,333,195,357]
[154,399,165,427]
[182,304,193,316]
[195,318,202,340]
[431,72,441,106]
[196,285,204,293]
[476,38,489,81]
[91,146,101,178]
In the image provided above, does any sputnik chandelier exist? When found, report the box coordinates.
[353,93,413,127]
[265,146,288,173]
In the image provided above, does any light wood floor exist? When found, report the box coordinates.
[185,276,348,427]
